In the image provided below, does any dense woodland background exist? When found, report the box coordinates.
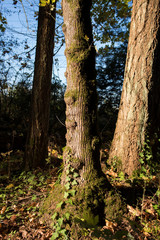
[0,0,160,239]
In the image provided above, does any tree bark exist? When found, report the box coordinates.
[61,0,109,224]
[109,0,160,175]
[24,1,56,170]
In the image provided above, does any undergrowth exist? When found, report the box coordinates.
[0,146,159,239]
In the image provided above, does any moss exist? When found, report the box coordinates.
[73,172,107,226]
[64,89,79,105]
[62,23,66,33]
[92,136,100,150]
[67,45,92,64]
[39,184,65,226]
[104,190,127,221]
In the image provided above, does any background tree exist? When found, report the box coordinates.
[24,0,56,170]
[0,31,32,152]
[97,41,128,144]
[49,76,66,148]
[109,0,160,175]
[0,11,7,32]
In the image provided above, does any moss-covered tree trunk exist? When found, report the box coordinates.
[109,0,160,175]
[24,1,56,170]
[61,0,109,224]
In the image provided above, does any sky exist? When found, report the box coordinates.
[1,0,67,84]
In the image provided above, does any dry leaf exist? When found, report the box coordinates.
[0,206,6,214]
[10,215,17,222]
[20,229,28,238]
[105,219,117,232]
[49,182,56,189]
[20,207,25,212]
[127,205,141,216]
[106,170,118,177]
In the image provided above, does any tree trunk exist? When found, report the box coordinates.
[109,0,160,175]
[24,1,56,170]
[61,0,109,224]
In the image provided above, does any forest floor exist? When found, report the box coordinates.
[0,149,160,240]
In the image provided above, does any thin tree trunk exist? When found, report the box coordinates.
[109,0,160,175]
[24,1,56,170]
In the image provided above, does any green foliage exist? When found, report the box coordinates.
[51,158,79,239]
[82,211,99,227]
[0,170,50,225]
[92,0,131,45]
[110,156,122,173]
[118,171,125,181]
[152,189,160,217]
[94,1,131,144]
[136,136,160,179]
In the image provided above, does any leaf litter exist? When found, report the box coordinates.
[0,150,160,239]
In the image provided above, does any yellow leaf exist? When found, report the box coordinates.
[39,0,55,7]
[5,183,14,189]
[39,0,49,7]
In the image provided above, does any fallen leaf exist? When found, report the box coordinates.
[10,215,17,222]
[39,218,44,225]
[49,182,56,189]
[145,208,154,215]
[105,219,117,232]
[29,217,34,222]
[20,229,28,238]
[127,205,141,216]
[106,169,118,177]
[37,229,44,235]
[20,207,25,212]
[0,206,6,214]
[3,219,8,225]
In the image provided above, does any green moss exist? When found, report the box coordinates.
[73,172,107,226]
[64,89,79,104]
[62,23,66,33]
[105,190,127,221]
[40,184,65,226]
[92,136,100,150]
[82,210,99,227]
[67,45,92,63]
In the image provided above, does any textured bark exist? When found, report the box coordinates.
[61,0,108,223]
[24,2,56,170]
[109,0,160,175]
